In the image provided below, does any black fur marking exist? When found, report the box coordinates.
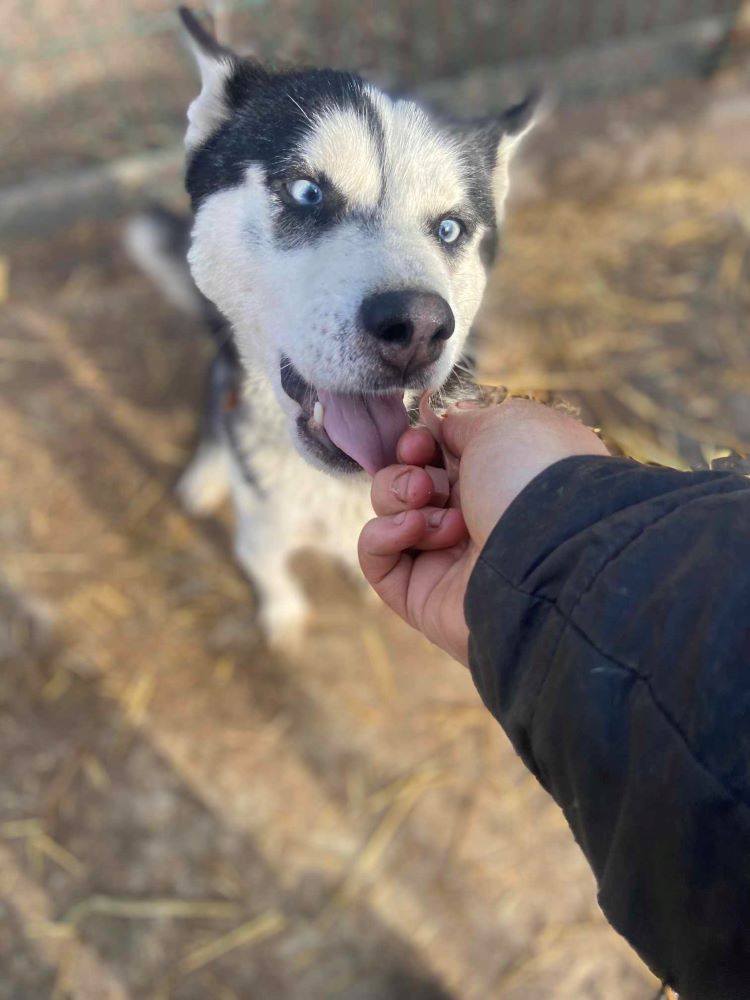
[456,139,497,229]
[280,354,315,410]
[420,123,502,270]
[224,396,263,492]
[179,6,235,61]
[196,334,262,492]
[269,170,351,249]
[362,94,387,207]
[478,226,499,270]
[204,340,240,440]
[437,91,539,253]
[186,67,377,215]
[502,89,540,138]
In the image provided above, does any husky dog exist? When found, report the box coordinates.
[127,8,535,647]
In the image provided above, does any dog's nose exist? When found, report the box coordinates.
[360,290,455,369]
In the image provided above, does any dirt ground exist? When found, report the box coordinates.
[3,81,750,999]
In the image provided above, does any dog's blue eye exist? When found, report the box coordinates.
[288,179,323,207]
[438,218,463,244]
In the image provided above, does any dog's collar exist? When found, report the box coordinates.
[215,336,262,492]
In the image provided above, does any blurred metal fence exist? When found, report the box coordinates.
[1,0,742,192]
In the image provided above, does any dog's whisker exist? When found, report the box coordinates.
[288,94,315,126]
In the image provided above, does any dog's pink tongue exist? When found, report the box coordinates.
[317,390,409,474]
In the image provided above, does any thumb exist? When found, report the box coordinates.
[441,403,490,457]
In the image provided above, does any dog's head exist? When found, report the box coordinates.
[179,7,535,475]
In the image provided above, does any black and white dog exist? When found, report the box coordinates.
[127,7,535,647]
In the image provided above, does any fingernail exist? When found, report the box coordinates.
[454,399,482,410]
[391,469,413,502]
[393,511,408,525]
[427,509,447,528]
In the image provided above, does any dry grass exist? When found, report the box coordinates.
[481,167,750,470]
[0,213,665,998]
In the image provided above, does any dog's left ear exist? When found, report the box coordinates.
[469,90,540,211]
[178,6,239,150]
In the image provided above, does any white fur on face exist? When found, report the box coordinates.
[301,107,382,208]
[188,87,511,441]
[270,219,458,392]
[188,165,270,347]
[366,88,468,221]
[190,178,459,395]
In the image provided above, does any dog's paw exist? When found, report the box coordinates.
[175,444,230,516]
[259,595,312,657]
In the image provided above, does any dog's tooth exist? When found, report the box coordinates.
[313,401,324,426]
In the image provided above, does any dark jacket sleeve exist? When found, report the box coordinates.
[465,455,750,1000]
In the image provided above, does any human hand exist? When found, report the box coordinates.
[358,398,609,665]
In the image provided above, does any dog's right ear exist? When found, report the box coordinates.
[178,6,238,150]
[458,90,540,216]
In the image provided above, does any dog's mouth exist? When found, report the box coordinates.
[280,356,410,475]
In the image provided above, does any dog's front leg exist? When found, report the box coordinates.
[233,504,310,653]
